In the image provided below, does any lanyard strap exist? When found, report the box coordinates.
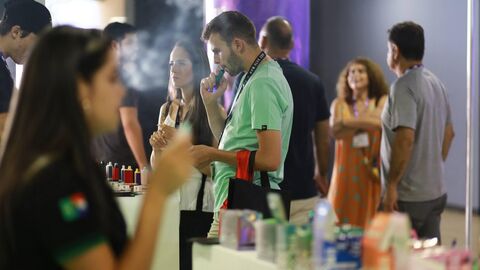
[218,51,267,143]
[227,51,267,117]
[352,98,369,118]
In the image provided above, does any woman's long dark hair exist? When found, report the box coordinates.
[168,40,213,146]
[0,26,113,263]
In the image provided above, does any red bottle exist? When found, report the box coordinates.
[124,166,134,184]
[112,163,120,181]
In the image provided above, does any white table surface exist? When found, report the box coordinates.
[192,243,277,270]
[117,193,180,270]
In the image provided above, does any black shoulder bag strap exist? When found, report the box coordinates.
[174,104,182,129]
[248,151,271,191]
[195,174,207,212]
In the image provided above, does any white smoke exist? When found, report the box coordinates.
[166,0,204,17]
[120,0,204,91]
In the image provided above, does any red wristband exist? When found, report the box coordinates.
[235,150,252,181]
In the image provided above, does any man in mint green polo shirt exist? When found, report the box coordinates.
[191,11,293,237]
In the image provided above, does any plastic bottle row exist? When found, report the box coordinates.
[100,161,149,186]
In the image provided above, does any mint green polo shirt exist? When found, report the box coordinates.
[212,60,293,212]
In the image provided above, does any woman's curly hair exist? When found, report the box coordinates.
[336,57,389,105]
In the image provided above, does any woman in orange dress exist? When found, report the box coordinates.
[328,57,389,228]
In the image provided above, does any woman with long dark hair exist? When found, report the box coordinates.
[328,57,389,228]
[150,39,215,211]
[0,26,192,269]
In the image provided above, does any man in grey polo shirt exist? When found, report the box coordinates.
[381,21,455,242]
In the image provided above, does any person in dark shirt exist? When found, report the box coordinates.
[0,53,13,119]
[0,26,192,269]
[92,22,149,169]
[137,87,168,157]
[259,16,330,225]
[0,0,51,138]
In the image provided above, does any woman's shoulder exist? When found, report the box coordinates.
[161,100,183,114]
[159,101,170,115]
[158,101,172,123]
[25,155,90,191]
[20,156,109,216]
[373,95,388,107]
[331,97,347,108]
[27,155,70,178]
[160,101,170,110]
[378,94,388,101]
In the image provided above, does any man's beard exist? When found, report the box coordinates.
[225,51,243,76]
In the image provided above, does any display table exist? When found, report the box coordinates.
[117,193,180,270]
[192,243,276,270]
[192,243,453,270]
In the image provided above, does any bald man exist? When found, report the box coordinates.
[259,16,330,225]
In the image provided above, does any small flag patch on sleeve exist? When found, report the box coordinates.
[58,192,89,222]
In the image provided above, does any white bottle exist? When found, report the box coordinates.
[141,166,149,186]
[313,199,337,269]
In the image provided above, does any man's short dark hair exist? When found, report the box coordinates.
[388,21,425,61]
[201,11,256,45]
[264,16,293,50]
[0,0,52,36]
[103,22,136,42]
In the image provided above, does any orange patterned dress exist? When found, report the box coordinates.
[328,101,382,228]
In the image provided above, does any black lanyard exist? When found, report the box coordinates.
[0,53,9,71]
[218,51,267,144]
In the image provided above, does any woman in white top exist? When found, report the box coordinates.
[150,40,215,212]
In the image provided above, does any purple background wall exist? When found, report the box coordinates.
[213,0,310,68]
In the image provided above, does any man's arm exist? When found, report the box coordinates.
[313,120,329,195]
[120,107,149,169]
[191,130,281,172]
[253,130,281,171]
[204,102,227,142]
[383,127,415,211]
[442,123,455,161]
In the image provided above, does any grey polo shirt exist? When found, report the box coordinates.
[381,66,451,202]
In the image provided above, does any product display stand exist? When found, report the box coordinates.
[117,192,180,270]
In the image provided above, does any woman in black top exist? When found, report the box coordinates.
[0,26,192,269]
